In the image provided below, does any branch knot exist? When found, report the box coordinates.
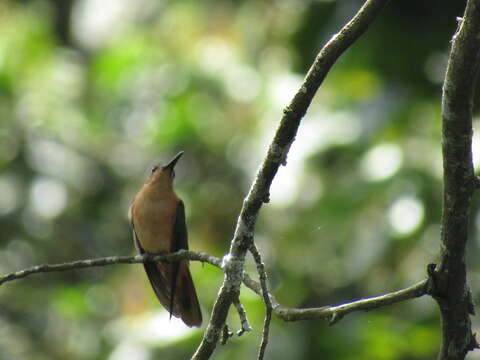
[221,254,244,289]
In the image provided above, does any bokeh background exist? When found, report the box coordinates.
[0,0,478,359]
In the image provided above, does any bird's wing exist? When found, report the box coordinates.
[172,200,189,251]
[130,206,176,316]
[168,201,188,318]
[170,201,202,327]
[131,219,143,254]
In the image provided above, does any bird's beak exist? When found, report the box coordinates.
[163,151,184,170]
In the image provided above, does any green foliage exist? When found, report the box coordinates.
[0,0,476,359]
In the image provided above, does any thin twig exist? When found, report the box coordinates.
[191,1,390,358]
[0,250,220,286]
[272,279,428,323]
[233,298,252,336]
[220,325,233,345]
[249,244,273,360]
[239,271,428,322]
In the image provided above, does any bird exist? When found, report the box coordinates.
[128,151,202,327]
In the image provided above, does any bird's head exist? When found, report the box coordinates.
[148,151,184,187]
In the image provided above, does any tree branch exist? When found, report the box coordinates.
[249,244,273,360]
[191,1,390,358]
[0,250,220,286]
[241,271,428,323]
[233,298,252,336]
[436,0,480,358]
[0,250,428,327]
[0,250,428,321]
[273,279,428,323]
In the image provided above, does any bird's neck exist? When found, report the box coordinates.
[143,180,177,202]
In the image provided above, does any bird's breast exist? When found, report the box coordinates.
[133,191,178,253]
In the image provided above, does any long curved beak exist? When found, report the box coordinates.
[163,151,184,170]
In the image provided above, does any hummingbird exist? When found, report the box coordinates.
[129,151,202,327]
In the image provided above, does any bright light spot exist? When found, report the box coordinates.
[195,37,235,74]
[108,341,150,360]
[268,73,303,109]
[224,65,261,102]
[299,111,361,151]
[269,163,301,206]
[388,197,424,236]
[0,174,21,215]
[472,129,480,168]
[72,0,152,50]
[269,160,323,207]
[29,178,67,219]
[361,143,403,181]
[73,0,128,49]
[262,111,361,165]
[106,311,192,347]
[263,112,358,207]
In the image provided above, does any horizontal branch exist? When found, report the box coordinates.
[240,270,429,323]
[274,280,428,323]
[1,251,429,325]
[0,250,220,286]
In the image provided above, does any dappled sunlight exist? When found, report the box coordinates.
[106,311,195,352]
[72,0,152,50]
[195,37,236,75]
[0,0,465,359]
[0,174,22,216]
[472,121,480,168]
[360,143,403,182]
[29,177,68,219]
[269,112,359,207]
[267,73,303,109]
[388,196,424,236]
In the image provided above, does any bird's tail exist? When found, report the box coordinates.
[143,260,202,327]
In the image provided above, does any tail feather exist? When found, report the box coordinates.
[143,261,178,316]
[143,260,202,327]
[176,262,202,327]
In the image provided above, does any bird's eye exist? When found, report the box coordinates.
[151,165,159,174]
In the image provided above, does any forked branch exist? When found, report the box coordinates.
[192,0,390,358]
